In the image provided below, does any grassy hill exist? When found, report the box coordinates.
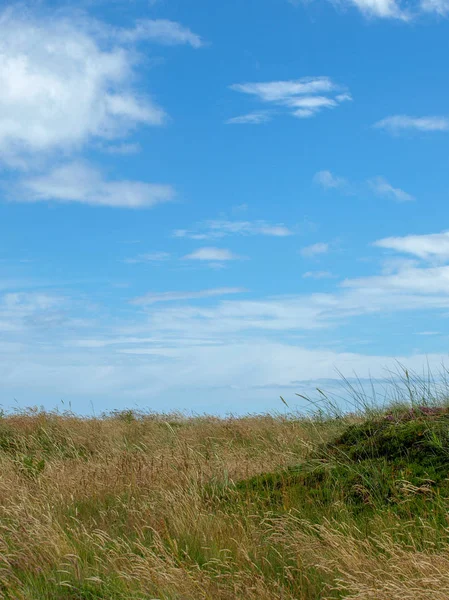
[1,379,449,599]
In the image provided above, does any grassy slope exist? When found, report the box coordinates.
[1,397,449,599]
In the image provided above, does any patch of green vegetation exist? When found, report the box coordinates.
[19,454,46,479]
[63,493,143,540]
[18,573,140,600]
[232,410,449,524]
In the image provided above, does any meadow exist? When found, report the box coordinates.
[1,370,449,599]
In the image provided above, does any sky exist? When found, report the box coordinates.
[1,0,449,415]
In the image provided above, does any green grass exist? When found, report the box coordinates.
[233,407,449,535]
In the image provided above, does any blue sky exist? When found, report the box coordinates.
[1,0,449,414]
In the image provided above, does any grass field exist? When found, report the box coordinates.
[1,370,449,599]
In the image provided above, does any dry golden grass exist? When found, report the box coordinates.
[0,408,447,599]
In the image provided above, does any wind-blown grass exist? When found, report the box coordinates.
[1,367,449,599]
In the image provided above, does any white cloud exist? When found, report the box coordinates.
[349,0,407,18]
[120,264,449,340]
[293,109,315,119]
[0,9,177,165]
[229,76,351,121]
[336,93,353,102]
[289,0,449,21]
[174,219,293,239]
[303,271,336,279]
[313,170,347,189]
[416,331,441,335]
[230,77,336,102]
[2,292,63,312]
[3,330,448,413]
[5,231,449,411]
[131,287,246,305]
[300,243,329,257]
[314,171,414,201]
[17,162,175,208]
[369,177,415,202]
[225,112,272,125]
[0,291,83,334]
[342,264,449,294]
[289,94,352,119]
[256,224,293,236]
[288,0,408,19]
[379,257,420,274]
[183,247,242,262]
[374,115,449,134]
[421,0,449,13]
[117,19,203,47]
[124,252,171,264]
[285,96,337,109]
[374,232,449,260]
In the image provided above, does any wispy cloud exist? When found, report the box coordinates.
[174,219,293,239]
[374,115,449,134]
[348,0,408,18]
[17,163,175,209]
[421,0,449,14]
[131,287,246,305]
[341,264,449,295]
[123,254,449,342]
[0,291,87,334]
[6,232,449,409]
[369,177,415,202]
[225,112,272,125]
[268,94,342,119]
[183,247,242,262]
[300,243,329,257]
[295,0,449,18]
[416,331,441,335]
[314,171,415,202]
[124,252,171,264]
[288,0,409,19]
[374,232,449,260]
[228,76,351,122]
[231,77,336,101]
[313,170,347,189]
[117,19,203,48]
